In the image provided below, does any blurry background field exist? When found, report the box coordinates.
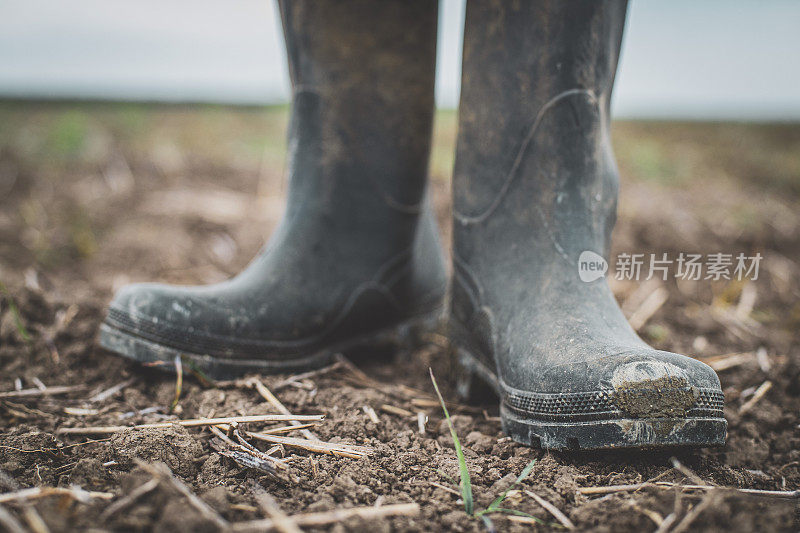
[2,101,799,274]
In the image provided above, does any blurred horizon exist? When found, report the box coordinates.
[2,0,800,120]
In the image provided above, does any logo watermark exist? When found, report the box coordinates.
[579,251,762,282]
[578,250,608,282]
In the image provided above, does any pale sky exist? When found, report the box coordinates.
[1,0,799,119]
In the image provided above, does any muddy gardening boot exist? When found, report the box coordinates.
[100,0,446,379]
[449,0,725,450]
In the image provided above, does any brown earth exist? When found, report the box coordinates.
[0,102,799,531]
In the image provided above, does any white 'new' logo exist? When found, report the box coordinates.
[578,250,608,282]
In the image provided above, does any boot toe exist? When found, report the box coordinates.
[108,282,188,327]
[499,347,724,422]
[505,346,720,392]
[612,351,720,389]
[493,347,726,449]
[103,282,207,354]
[604,351,722,419]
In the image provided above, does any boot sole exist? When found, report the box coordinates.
[99,308,442,380]
[455,347,727,451]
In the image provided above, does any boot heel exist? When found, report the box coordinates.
[455,348,498,404]
[394,322,421,353]
[393,308,444,352]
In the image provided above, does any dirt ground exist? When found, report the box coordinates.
[0,102,799,532]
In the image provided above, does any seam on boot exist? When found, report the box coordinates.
[454,88,598,225]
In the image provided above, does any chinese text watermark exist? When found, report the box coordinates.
[579,251,762,282]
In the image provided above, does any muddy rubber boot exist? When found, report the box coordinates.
[100,0,446,379]
[450,0,725,450]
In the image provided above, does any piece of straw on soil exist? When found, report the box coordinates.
[0,504,25,533]
[231,502,420,532]
[55,414,324,435]
[231,503,259,513]
[578,483,692,495]
[524,490,575,530]
[397,384,432,398]
[232,425,288,467]
[0,486,113,505]
[267,444,284,457]
[654,511,679,533]
[0,385,84,399]
[1,402,46,419]
[0,472,50,533]
[755,347,771,372]
[100,478,159,520]
[137,461,229,530]
[255,492,303,533]
[214,446,283,476]
[22,507,48,533]
[88,377,136,403]
[0,471,44,533]
[670,457,709,486]
[239,423,318,435]
[670,491,721,533]
[209,426,288,472]
[504,515,547,526]
[417,412,427,434]
[428,481,460,497]
[272,361,344,391]
[284,380,315,391]
[710,306,767,343]
[362,405,380,424]
[728,487,799,498]
[247,378,318,440]
[629,503,665,527]
[739,380,772,415]
[628,285,669,331]
[334,353,373,383]
[63,407,99,416]
[380,404,413,418]
[409,397,483,414]
[705,352,756,371]
[246,432,372,459]
[577,482,799,498]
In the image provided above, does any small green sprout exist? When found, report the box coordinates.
[429,369,548,530]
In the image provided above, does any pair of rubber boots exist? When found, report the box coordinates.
[100,1,726,450]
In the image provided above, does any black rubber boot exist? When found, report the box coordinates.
[450,0,725,450]
[100,0,446,379]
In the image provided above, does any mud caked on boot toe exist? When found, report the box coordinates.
[449,0,725,450]
[100,0,446,380]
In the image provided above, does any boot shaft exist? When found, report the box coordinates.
[454,0,628,262]
[279,0,438,227]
